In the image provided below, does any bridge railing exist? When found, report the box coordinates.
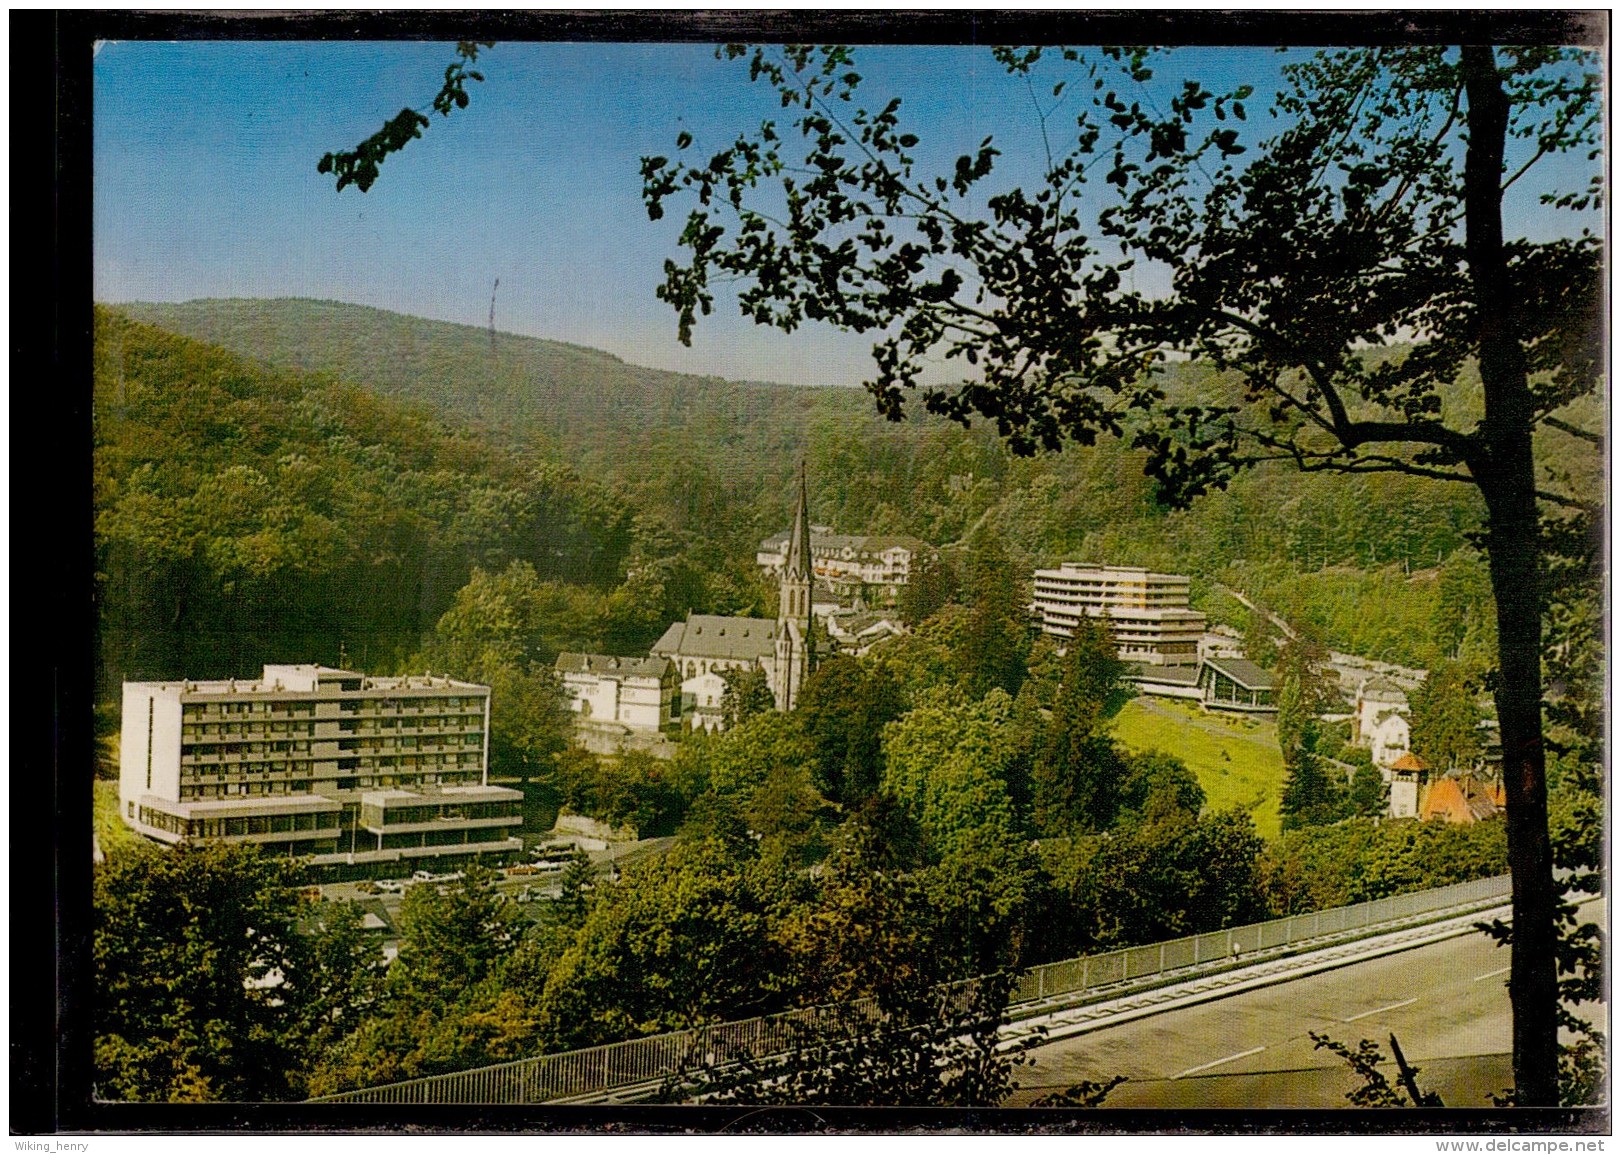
[310,872,1511,1105]
[1008,872,1508,1006]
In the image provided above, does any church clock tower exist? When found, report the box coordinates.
[772,463,816,711]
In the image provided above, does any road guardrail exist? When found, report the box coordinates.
[310,872,1512,1105]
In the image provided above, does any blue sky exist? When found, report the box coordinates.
[97,40,1023,386]
[94,41,1600,388]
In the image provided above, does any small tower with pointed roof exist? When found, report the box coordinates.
[772,462,817,710]
[1388,751,1429,819]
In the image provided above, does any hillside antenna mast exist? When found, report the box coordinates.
[488,277,499,353]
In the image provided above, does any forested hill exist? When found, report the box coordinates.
[114,297,908,555]
[104,298,1544,670]
[117,297,871,468]
[94,307,640,692]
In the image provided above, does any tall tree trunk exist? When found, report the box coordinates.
[1461,44,1560,1108]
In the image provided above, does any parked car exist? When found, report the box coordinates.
[376,879,406,894]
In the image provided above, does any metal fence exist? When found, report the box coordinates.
[310,872,1511,1105]
[1008,872,1509,1005]
[313,996,883,1105]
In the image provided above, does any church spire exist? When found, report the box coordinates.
[772,460,816,712]
[784,459,813,582]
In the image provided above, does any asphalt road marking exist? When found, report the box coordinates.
[1175,1045,1266,1079]
[1473,966,1512,982]
[1342,997,1418,1022]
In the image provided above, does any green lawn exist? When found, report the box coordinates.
[1110,696,1286,839]
[94,777,147,862]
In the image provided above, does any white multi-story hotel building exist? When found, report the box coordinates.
[1030,564,1207,666]
[757,529,928,604]
[120,664,523,875]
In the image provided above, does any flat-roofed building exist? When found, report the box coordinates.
[1031,563,1207,665]
[356,784,528,855]
[1124,662,1205,702]
[120,664,522,875]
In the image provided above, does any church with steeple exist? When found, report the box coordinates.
[770,463,816,711]
[643,463,819,728]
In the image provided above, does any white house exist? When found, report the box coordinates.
[681,670,730,733]
[757,528,929,605]
[555,653,680,732]
[1366,711,1413,771]
[1353,676,1412,770]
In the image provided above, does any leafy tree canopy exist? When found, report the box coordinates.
[796,654,905,806]
[1410,658,1486,772]
[645,44,1598,498]
[94,845,308,1102]
[640,44,1602,1097]
[881,686,1020,860]
[532,838,786,1049]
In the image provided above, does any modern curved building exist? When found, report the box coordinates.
[1031,563,1207,666]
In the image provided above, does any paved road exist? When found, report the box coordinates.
[1010,896,1603,1109]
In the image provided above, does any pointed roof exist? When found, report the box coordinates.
[1389,752,1430,773]
[1359,676,1409,700]
[1420,774,1502,824]
[649,614,778,662]
[554,652,671,679]
[1202,655,1277,691]
[784,462,813,581]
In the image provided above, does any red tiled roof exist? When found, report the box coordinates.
[1420,775,1502,824]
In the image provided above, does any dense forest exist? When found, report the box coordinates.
[105,298,1565,670]
[93,308,772,697]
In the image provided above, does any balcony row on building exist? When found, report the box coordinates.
[1029,562,1278,713]
[756,526,930,606]
[1031,563,1206,660]
[120,664,523,877]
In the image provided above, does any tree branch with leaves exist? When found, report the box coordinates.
[642,41,1603,1106]
[319,42,493,193]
